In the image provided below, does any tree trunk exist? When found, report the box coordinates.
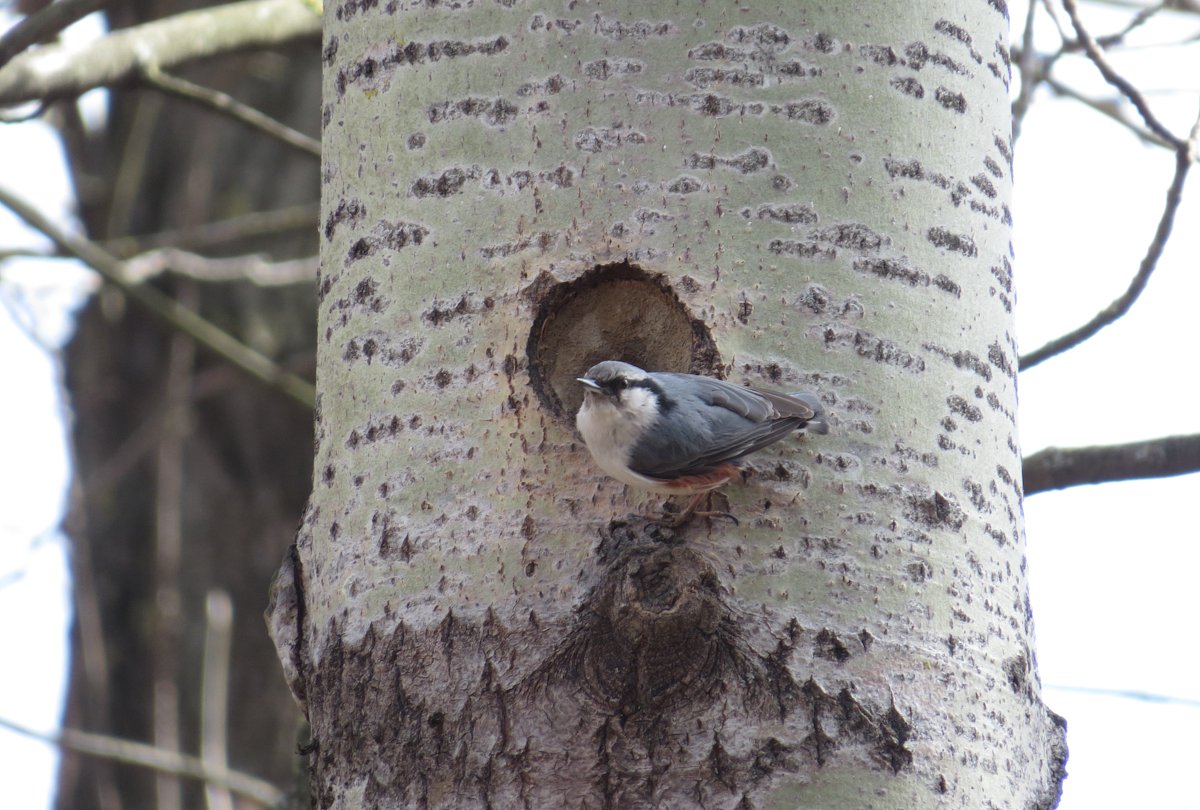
[271,1,1066,806]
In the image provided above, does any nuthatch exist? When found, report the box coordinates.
[575,360,827,524]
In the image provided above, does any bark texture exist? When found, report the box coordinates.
[274,1,1067,807]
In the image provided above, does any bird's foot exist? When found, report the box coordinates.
[654,492,739,527]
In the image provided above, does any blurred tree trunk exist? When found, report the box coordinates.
[56,3,318,808]
[271,0,1066,807]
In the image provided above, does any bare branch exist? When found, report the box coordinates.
[0,0,107,69]
[1011,0,1042,142]
[1084,0,1200,15]
[1023,434,1200,495]
[1045,684,1200,707]
[1042,75,1169,148]
[1061,0,1185,148]
[1019,131,1194,369]
[141,66,320,158]
[1094,1,1167,48]
[123,248,317,286]
[201,591,235,810]
[102,203,319,257]
[0,184,316,408]
[0,0,320,106]
[0,715,284,807]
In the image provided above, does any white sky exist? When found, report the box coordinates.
[1,3,1199,808]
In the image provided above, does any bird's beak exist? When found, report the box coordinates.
[576,376,604,393]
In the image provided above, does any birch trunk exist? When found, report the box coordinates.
[268,1,1067,806]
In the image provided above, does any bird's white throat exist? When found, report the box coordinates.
[576,387,670,492]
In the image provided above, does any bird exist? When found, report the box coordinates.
[575,360,827,525]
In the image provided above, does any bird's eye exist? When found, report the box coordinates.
[612,378,628,390]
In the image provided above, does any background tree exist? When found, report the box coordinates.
[0,0,1197,808]
[1,2,321,808]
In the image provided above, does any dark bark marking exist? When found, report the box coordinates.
[334,0,378,22]
[516,74,567,96]
[814,223,885,251]
[685,67,766,88]
[666,175,703,194]
[813,629,851,663]
[923,344,992,381]
[748,203,817,224]
[990,256,1013,292]
[927,226,977,256]
[821,326,926,372]
[594,16,677,40]
[854,257,926,287]
[335,37,509,97]
[427,97,518,127]
[971,173,998,198]
[424,295,481,326]
[325,198,366,240]
[583,58,644,80]
[685,146,771,173]
[479,232,555,259]
[769,240,836,260]
[344,221,429,265]
[775,99,835,124]
[934,87,968,113]
[947,394,982,423]
[933,274,962,297]
[862,44,899,66]
[890,76,925,98]
[573,125,648,152]
[906,490,966,530]
[410,167,473,198]
[728,23,791,48]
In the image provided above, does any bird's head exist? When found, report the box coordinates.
[576,361,659,420]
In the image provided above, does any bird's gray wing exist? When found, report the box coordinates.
[671,375,817,422]
[629,375,815,478]
[675,375,773,421]
[646,417,808,478]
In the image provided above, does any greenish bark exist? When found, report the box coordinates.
[270,1,1066,807]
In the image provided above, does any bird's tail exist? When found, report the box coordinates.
[791,392,830,435]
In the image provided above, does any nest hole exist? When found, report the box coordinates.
[526,261,719,418]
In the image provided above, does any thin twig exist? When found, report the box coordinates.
[1041,0,1074,44]
[1042,75,1167,149]
[1012,0,1042,142]
[1021,3,1200,370]
[60,478,123,810]
[152,300,194,810]
[0,184,316,408]
[1045,684,1200,707]
[1023,433,1200,494]
[0,716,284,807]
[202,591,235,810]
[102,203,319,257]
[1020,119,1196,369]
[1095,1,1166,48]
[141,66,320,158]
[1061,0,1185,148]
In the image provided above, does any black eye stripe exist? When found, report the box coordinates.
[629,378,676,413]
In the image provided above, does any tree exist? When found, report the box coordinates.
[263,1,1065,806]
